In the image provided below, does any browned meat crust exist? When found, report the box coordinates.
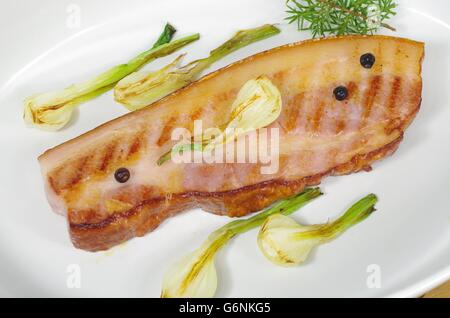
[70,135,403,251]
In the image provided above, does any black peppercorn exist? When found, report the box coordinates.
[114,167,130,183]
[333,86,348,101]
[360,53,376,69]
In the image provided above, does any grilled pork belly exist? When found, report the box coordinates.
[39,35,424,251]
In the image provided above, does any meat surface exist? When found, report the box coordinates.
[38,35,424,251]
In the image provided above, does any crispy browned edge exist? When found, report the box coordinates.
[69,133,406,252]
[39,35,423,251]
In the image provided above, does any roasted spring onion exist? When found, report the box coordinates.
[115,24,281,111]
[157,76,282,166]
[257,194,378,266]
[24,24,200,130]
[161,188,322,298]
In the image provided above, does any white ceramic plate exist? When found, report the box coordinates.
[0,0,449,297]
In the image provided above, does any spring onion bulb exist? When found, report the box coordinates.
[24,24,200,130]
[257,194,378,267]
[161,188,322,298]
[157,76,282,165]
[115,24,281,110]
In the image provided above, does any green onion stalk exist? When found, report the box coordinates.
[115,24,281,111]
[257,194,378,266]
[24,23,200,130]
[161,188,322,298]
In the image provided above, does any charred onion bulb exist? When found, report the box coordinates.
[161,188,322,298]
[257,194,378,266]
[23,24,199,130]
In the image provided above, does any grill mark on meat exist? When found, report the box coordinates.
[342,74,372,158]
[271,70,286,85]
[335,117,346,135]
[190,107,204,122]
[52,136,143,194]
[347,73,369,133]
[157,116,177,147]
[336,82,359,134]
[361,75,382,126]
[67,155,90,189]
[388,77,402,111]
[99,141,118,172]
[127,137,141,158]
[48,176,60,195]
[312,100,325,133]
[335,81,357,134]
[347,81,358,98]
[305,59,328,134]
[49,159,85,193]
[283,92,304,131]
[127,132,144,159]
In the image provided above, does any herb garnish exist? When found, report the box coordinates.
[285,0,397,38]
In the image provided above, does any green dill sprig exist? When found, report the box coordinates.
[285,0,397,38]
